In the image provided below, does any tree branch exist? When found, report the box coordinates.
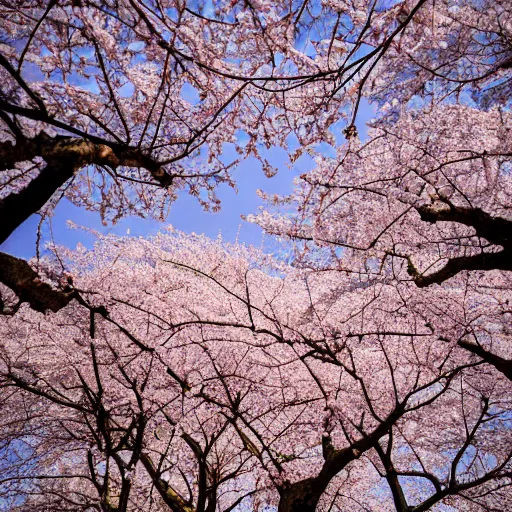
[139,452,194,512]
[417,202,512,247]
[374,439,409,512]
[409,250,512,288]
[0,134,174,245]
[409,201,512,286]
[0,134,176,313]
[0,252,75,313]
[457,340,512,381]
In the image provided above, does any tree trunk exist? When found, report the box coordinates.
[278,479,323,512]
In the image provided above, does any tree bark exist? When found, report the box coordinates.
[0,252,75,313]
[139,452,194,512]
[278,478,320,512]
[276,406,407,511]
[410,201,512,286]
[0,135,148,244]
[458,339,512,381]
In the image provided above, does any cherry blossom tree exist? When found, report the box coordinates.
[0,231,511,511]
[0,1,511,510]
[250,0,512,381]
[0,0,426,313]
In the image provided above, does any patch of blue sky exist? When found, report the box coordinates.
[348,41,375,63]
[198,0,216,18]
[376,0,406,10]
[129,47,149,66]
[1,17,375,265]
[127,40,146,53]
[181,81,201,105]
[0,144,297,260]
[118,81,135,98]
[0,94,372,260]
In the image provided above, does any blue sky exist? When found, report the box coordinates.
[1,5,375,262]
[0,146,301,260]
[0,102,373,261]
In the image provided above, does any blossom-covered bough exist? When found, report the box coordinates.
[0,0,424,312]
[250,1,512,384]
[0,232,510,511]
[0,0,511,511]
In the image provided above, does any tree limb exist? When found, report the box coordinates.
[417,202,512,248]
[409,251,512,288]
[0,134,175,313]
[0,252,75,313]
[457,339,512,381]
[139,452,194,512]
[409,201,512,286]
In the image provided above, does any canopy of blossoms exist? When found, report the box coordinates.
[0,1,511,511]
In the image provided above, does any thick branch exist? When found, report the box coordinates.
[1,146,74,245]
[458,340,512,381]
[0,134,175,314]
[0,252,75,313]
[417,202,512,247]
[278,364,465,511]
[0,100,173,183]
[374,441,409,512]
[410,250,512,288]
[410,202,512,286]
[0,136,40,171]
[182,433,208,512]
[0,135,171,245]
[139,452,194,512]
[278,410,402,512]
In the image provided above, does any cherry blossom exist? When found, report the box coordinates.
[0,1,511,510]
[0,231,510,510]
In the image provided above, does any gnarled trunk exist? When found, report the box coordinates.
[278,479,324,512]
